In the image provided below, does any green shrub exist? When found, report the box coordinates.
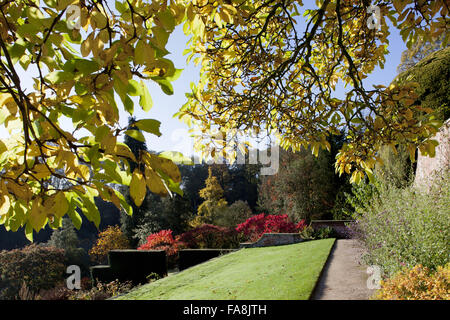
[298,225,337,240]
[298,225,316,240]
[314,227,337,239]
[0,244,67,299]
[342,144,414,219]
[212,200,253,228]
[351,172,450,277]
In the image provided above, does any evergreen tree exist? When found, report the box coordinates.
[120,117,158,246]
[179,163,209,213]
[190,167,228,227]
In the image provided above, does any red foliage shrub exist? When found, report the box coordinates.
[176,224,240,249]
[137,230,179,267]
[236,214,306,242]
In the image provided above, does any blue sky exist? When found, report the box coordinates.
[0,6,408,157]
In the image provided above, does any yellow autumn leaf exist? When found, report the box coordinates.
[0,194,10,216]
[130,169,146,207]
[32,164,52,180]
[145,167,168,196]
[114,143,137,162]
[81,32,94,57]
[6,181,32,202]
[30,198,47,231]
[53,192,69,218]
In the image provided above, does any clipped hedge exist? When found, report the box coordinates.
[97,250,168,286]
[90,266,115,286]
[394,46,450,121]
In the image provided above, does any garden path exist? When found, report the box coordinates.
[311,239,376,300]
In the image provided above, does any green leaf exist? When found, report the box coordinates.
[155,9,176,32]
[166,68,183,82]
[67,199,82,230]
[8,41,26,65]
[134,40,147,65]
[9,202,25,232]
[159,151,193,165]
[75,82,88,95]
[115,0,127,14]
[17,23,39,38]
[94,125,109,143]
[77,195,100,228]
[114,189,133,216]
[123,95,134,115]
[25,222,33,242]
[166,178,183,196]
[139,81,153,112]
[46,71,72,84]
[152,78,174,95]
[125,129,146,142]
[127,79,142,96]
[134,119,161,137]
[75,59,100,75]
[151,26,170,50]
[102,159,124,184]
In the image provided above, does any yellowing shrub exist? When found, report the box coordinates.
[89,226,131,264]
[374,264,449,300]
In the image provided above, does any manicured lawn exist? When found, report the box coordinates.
[116,238,335,300]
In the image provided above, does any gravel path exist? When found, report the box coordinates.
[311,239,376,300]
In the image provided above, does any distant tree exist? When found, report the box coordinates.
[213,200,253,229]
[258,134,351,223]
[46,218,90,275]
[179,164,209,213]
[158,195,193,235]
[89,226,130,265]
[218,163,260,210]
[190,168,228,227]
[179,161,260,214]
[131,193,193,245]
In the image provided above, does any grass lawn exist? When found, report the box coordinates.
[116,238,335,300]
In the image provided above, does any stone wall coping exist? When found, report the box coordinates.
[108,249,165,253]
[310,220,354,223]
[179,248,238,251]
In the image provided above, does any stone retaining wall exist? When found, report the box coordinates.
[310,220,354,239]
[240,233,303,248]
[414,119,450,191]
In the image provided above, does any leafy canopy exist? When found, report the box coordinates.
[0,0,449,237]
[0,0,185,238]
[175,0,448,184]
